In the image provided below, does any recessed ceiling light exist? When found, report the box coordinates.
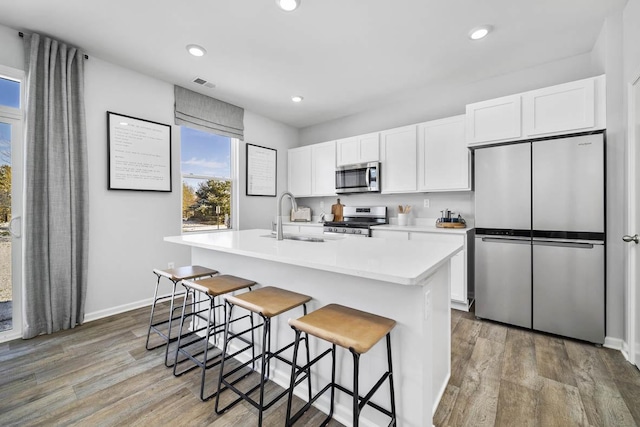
[276,0,301,12]
[186,44,207,57]
[469,25,493,40]
[291,95,304,103]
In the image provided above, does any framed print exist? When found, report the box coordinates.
[107,111,172,192]
[246,143,277,196]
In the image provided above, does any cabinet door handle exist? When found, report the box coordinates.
[622,234,639,244]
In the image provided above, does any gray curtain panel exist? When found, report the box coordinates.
[22,33,89,339]
[174,85,244,140]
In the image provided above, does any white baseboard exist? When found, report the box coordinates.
[604,336,625,351]
[83,297,154,323]
[0,330,22,344]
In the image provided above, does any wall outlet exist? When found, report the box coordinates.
[423,199,430,208]
[424,290,431,320]
[168,262,175,269]
[320,200,325,210]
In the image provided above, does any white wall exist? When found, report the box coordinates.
[0,23,299,320]
[239,111,299,230]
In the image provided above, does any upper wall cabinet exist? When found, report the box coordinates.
[466,75,606,147]
[522,76,602,136]
[288,142,336,197]
[311,141,337,196]
[466,94,522,145]
[418,115,470,192]
[288,146,312,197]
[336,132,380,166]
[380,125,418,194]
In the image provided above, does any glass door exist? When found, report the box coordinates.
[0,69,23,340]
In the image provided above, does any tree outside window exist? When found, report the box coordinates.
[181,127,233,232]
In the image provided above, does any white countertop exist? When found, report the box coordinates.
[164,229,462,286]
[373,217,474,235]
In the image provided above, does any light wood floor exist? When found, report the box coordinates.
[1,304,639,427]
[434,307,640,427]
[0,303,343,427]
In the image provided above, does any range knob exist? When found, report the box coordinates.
[341,229,347,233]
[355,229,362,234]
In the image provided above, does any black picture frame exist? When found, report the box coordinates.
[107,111,172,192]
[246,143,277,197]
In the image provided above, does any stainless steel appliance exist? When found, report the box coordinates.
[335,162,380,194]
[323,206,387,237]
[474,132,605,343]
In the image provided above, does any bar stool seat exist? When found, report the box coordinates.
[215,286,313,427]
[173,274,256,400]
[289,303,396,354]
[286,303,397,427]
[146,265,218,367]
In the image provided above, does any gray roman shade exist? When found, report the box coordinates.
[174,85,244,140]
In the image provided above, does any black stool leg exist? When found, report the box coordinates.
[173,287,192,374]
[215,301,235,414]
[258,316,271,427]
[352,350,360,427]
[285,329,303,426]
[163,279,180,366]
[145,274,162,350]
[386,333,397,426]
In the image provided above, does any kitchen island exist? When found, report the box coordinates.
[164,229,462,427]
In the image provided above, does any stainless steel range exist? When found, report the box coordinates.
[323,206,387,237]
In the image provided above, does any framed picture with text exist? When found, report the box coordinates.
[107,111,172,192]
[246,143,277,196]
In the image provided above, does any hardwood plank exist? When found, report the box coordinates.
[0,384,77,425]
[479,321,508,344]
[535,334,577,387]
[433,383,459,426]
[565,340,636,426]
[494,379,538,427]
[445,337,504,427]
[600,347,640,387]
[615,379,640,426]
[449,317,483,387]
[535,378,590,427]
[501,328,541,391]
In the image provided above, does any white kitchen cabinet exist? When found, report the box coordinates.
[372,227,474,311]
[311,141,336,196]
[466,94,522,146]
[336,132,380,166]
[380,125,418,194]
[288,146,312,197]
[467,75,606,147]
[523,75,604,137]
[418,115,470,192]
[288,141,336,197]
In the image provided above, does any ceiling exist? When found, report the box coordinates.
[0,0,626,129]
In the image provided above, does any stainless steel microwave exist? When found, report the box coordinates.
[335,162,380,194]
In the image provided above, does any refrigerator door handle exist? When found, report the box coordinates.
[533,240,595,249]
[481,237,530,244]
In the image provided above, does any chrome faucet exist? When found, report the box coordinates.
[276,191,298,240]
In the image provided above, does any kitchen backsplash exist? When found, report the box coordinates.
[296,191,474,222]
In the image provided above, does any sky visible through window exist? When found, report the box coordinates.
[0,78,20,109]
[0,123,10,167]
[181,127,231,180]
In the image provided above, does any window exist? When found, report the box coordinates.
[180,127,234,233]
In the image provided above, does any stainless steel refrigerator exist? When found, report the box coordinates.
[474,133,605,344]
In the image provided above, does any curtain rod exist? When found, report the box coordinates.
[19,31,89,60]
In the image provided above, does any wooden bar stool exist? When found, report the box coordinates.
[285,303,397,427]
[214,286,313,427]
[173,274,256,401]
[145,265,218,367]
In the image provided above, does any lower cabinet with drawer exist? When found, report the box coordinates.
[372,228,475,311]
